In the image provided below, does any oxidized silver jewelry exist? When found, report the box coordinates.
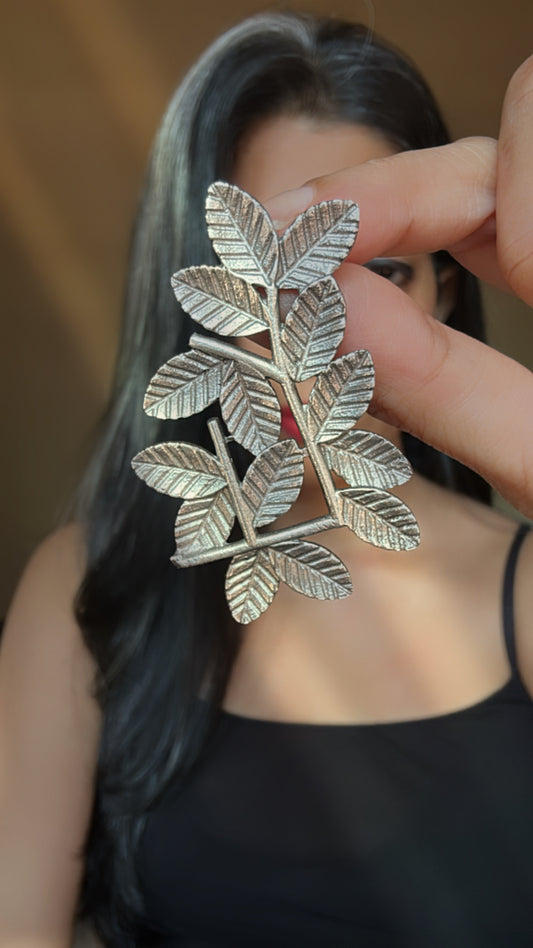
[132,182,420,623]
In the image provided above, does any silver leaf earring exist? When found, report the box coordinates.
[132,182,420,623]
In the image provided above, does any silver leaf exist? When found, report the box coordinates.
[206,182,279,287]
[171,266,269,336]
[281,277,345,381]
[322,430,412,489]
[131,442,226,499]
[220,361,281,455]
[143,351,223,419]
[225,549,279,623]
[278,201,359,289]
[242,439,305,528]
[306,351,375,443]
[337,488,420,550]
[174,488,234,552]
[268,540,352,599]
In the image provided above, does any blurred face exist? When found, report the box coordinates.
[232,114,444,453]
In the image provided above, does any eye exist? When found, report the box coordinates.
[364,257,414,289]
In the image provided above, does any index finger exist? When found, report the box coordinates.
[264,137,504,289]
[497,55,533,305]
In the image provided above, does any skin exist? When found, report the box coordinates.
[0,57,532,947]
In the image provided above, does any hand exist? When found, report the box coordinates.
[265,58,533,519]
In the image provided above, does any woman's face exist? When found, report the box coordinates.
[232,114,443,449]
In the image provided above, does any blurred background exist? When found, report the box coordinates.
[2,0,532,617]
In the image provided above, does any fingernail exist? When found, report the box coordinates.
[264,185,314,229]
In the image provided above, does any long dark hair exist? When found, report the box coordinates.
[76,11,489,943]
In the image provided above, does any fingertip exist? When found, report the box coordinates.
[264,184,315,228]
[497,55,533,305]
[503,54,533,104]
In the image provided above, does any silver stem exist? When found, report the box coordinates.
[190,332,284,382]
[208,417,256,546]
[174,514,337,566]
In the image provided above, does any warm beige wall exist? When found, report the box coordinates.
[2,0,532,615]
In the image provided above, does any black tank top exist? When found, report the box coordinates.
[138,524,533,947]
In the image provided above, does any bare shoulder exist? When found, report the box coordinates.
[455,492,522,540]
[421,481,520,570]
[15,520,87,596]
[0,523,101,940]
[455,496,533,693]
[6,522,86,619]
[2,521,97,711]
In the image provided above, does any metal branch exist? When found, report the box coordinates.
[208,417,257,546]
[173,513,337,566]
[190,332,284,382]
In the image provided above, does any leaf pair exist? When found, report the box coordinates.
[169,182,358,354]
[225,539,352,624]
[144,352,279,457]
[169,256,347,383]
[204,181,359,291]
[171,439,304,563]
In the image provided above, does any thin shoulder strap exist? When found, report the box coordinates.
[502,523,530,674]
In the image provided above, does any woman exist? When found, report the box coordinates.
[1,11,532,947]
